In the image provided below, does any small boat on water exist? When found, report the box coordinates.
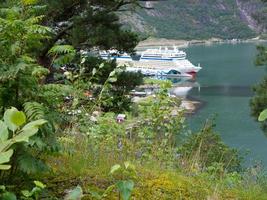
[100,50,132,61]
[100,46,201,78]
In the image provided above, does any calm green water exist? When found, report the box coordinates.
[186,42,267,166]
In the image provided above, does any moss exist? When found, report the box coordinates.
[131,170,211,200]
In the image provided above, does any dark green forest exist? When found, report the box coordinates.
[124,0,267,39]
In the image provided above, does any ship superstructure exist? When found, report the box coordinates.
[99,46,201,77]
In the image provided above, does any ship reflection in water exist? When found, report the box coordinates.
[156,76,200,98]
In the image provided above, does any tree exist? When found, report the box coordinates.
[0,0,50,111]
[250,45,267,135]
[37,1,142,70]
[250,0,267,134]
[0,0,66,176]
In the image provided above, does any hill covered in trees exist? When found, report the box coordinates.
[121,0,267,39]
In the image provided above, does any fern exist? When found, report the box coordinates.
[48,45,76,56]
[23,102,45,121]
[23,101,60,159]
[0,71,17,82]
[27,24,51,34]
[25,15,45,24]
[18,152,49,174]
[41,83,73,96]
[48,45,76,66]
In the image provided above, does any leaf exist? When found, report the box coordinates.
[1,192,17,200]
[0,185,6,191]
[34,181,46,189]
[108,77,117,83]
[0,165,11,170]
[13,128,38,143]
[81,58,86,64]
[48,45,75,56]
[110,164,121,174]
[102,185,115,198]
[92,68,97,75]
[22,119,47,131]
[109,71,116,77]
[64,186,83,200]
[21,190,31,198]
[10,111,26,127]
[18,154,49,174]
[13,119,46,143]
[258,109,267,122]
[99,63,105,69]
[124,161,131,169]
[0,121,9,142]
[4,108,19,131]
[89,191,102,200]
[10,41,21,56]
[116,180,134,200]
[0,149,13,165]
[3,108,26,131]
[0,140,11,153]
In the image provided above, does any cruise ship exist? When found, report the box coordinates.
[100,46,201,77]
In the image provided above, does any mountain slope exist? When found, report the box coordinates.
[122,0,267,40]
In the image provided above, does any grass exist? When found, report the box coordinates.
[42,133,267,199]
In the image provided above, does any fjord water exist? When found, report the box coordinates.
[186,42,267,166]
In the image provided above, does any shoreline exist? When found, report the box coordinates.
[136,37,267,49]
[132,81,203,114]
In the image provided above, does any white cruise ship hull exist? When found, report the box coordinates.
[116,59,201,78]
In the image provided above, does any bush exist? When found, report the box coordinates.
[178,120,242,172]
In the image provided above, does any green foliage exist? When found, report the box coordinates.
[0,107,46,171]
[116,180,134,200]
[111,162,136,200]
[88,162,136,200]
[40,0,140,68]
[0,0,51,109]
[0,180,46,200]
[65,54,144,112]
[178,120,242,172]
[251,45,267,134]
[2,1,267,200]
[0,185,17,200]
[21,181,46,200]
[131,0,257,40]
[259,109,267,121]
[48,45,76,67]
[255,46,267,66]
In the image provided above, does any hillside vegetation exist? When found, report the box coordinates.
[122,0,267,40]
[2,0,267,199]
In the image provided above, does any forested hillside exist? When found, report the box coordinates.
[121,0,267,39]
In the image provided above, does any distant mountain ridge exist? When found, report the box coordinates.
[121,0,267,40]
